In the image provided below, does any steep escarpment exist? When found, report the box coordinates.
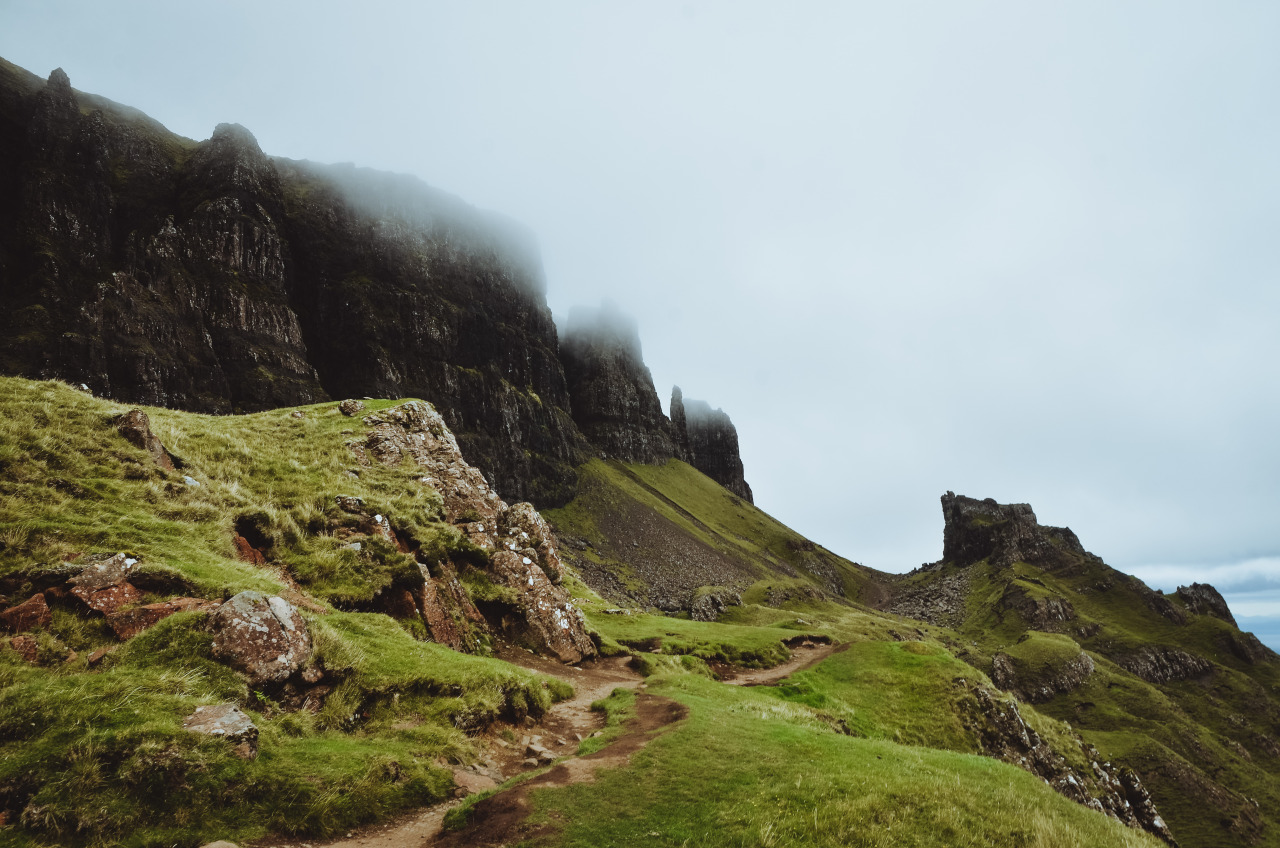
[671,386,753,503]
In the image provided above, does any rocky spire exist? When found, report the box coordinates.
[675,392,753,503]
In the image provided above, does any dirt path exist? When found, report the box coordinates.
[254,640,841,848]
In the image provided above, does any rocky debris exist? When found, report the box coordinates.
[1175,583,1237,627]
[115,409,175,471]
[106,597,221,640]
[209,591,312,687]
[69,553,142,615]
[357,402,596,663]
[183,704,259,759]
[998,582,1076,631]
[0,593,52,633]
[1226,631,1273,664]
[1116,645,1212,684]
[940,492,1091,571]
[967,686,1176,845]
[991,650,1095,703]
[674,390,753,503]
[884,568,972,627]
[338,399,366,416]
[690,587,742,622]
[6,635,39,663]
[559,304,681,464]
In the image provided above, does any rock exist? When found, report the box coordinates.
[674,390,753,503]
[209,591,311,687]
[183,704,259,759]
[490,551,595,664]
[7,635,38,663]
[1175,583,1237,627]
[106,597,220,640]
[183,475,201,487]
[69,553,143,615]
[998,582,1076,631]
[199,842,242,848]
[338,399,365,416]
[0,593,52,633]
[231,535,266,565]
[1116,645,1213,684]
[939,493,1094,571]
[87,646,115,666]
[690,587,742,622]
[500,502,564,583]
[1227,631,1272,664]
[115,409,176,471]
[991,650,1095,703]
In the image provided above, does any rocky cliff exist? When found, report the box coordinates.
[0,61,758,507]
[939,491,1090,570]
[671,387,753,503]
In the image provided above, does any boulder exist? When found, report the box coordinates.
[183,704,259,759]
[69,553,142,615]
[0,593,52,633]
[209,591,311,687]
[106,597,221,640]
[690,588,742,622]
[338,399,366,416]
[490,551,595,664]
[6,635,38,663]
[116,409,176,471]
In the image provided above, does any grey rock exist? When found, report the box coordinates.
[183,704,258,759]
[209,591,311,686]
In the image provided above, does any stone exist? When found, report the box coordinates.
[1227,631,1272,664]
[87,646,115,666]
[106,597,220,640]
[69,553,143,615]
[7,635,38,663]
[690,587,742,622]
[0,593,52,633]
[183,704,259,759]
[209,591,311,687]
[115,408,175,471]
[232,535,266,565]
[1175,583,1237,627]
[338,399,365,416]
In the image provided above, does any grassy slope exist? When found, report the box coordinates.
[0,379,568,847]
[544,458,888,607]
[937,556,1280,847]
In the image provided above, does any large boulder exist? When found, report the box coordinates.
[209,591,311,687]
[69,553,143,615]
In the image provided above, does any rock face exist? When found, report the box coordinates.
[940,492,1089,570]
[1116,645,1213,684]
[671,388,753,503]
[1175,583,1237,627]
[209,591,312,687]
[357,401,596,663]
[968,686,1176,845]
[559,305,680,464]
[991,649,1096,703]
[115,409,175,470]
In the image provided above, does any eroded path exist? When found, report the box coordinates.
[257,638,839,848]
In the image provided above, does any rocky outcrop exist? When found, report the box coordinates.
[183,704,259,759]
[990,649,1095,703]
[967,685,1176,845]
[671,388,753,503]
[1227,631,1273,664]
[998,581,1076,631]
[1175,583,1237,627]
[357,401,595,663]
[690,587,742,622]
[1116,645,1213,684]
[209,591,312,687]
[559,304,680,464]
[940,492,1091,570]
[115,408,175,470]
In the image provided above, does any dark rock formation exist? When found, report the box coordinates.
[559,304,680,464]
[1116,645,1213,684]
[106,597,220,640]
[115,408,175,471]
[1175,582,1237,627]
[1227,630,1273,664]
[0,593,51,633]
[990,649,1095,703]
[940,492,1089,570]
[671,388,753,503]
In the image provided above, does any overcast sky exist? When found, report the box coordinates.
[4,1,1277,646]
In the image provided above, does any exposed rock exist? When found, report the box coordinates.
[1116,645,1212,684]
[1175,583,1237,627]
[1226,631,1272,664]
[69,553,142,615]
[940,492,1089,570]
[209,591,311,687]
[338,399,365,416]
[231,535,266,565]
[690,587,742,622]
[183,704,259,759]
[998,582,1076,631]
[357,402,595,663]
[1145,590,1188,626]
[559,304,680,464]
[884,568,972,627]
[7,635,39,663]
[0,593,52,633]
[675,392,753,503]
[990,649,1095,703]
[106,597,221,640]
[115,409,176,471]
[967,686,1176,845]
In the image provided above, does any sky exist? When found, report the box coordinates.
[3,1,1277,646]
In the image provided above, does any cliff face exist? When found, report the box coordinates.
[940,491,1087,570]
[0,60,755,507]
[671,387,753,503]
[0,63,587,505]
[558,304,679,464]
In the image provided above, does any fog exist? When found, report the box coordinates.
[3,1,1277,645]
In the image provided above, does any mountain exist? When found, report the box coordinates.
[1,58,1278,848]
